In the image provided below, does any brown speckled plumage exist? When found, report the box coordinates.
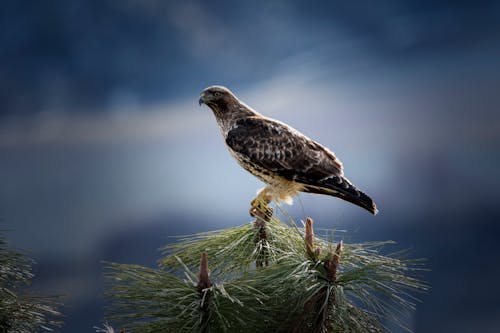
[199,85,378,215]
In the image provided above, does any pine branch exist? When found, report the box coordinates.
[252,204,273,267]
[0,232,63,333]
[104,254,270,333]
[105,211,428,332]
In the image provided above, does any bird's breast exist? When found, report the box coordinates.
[227,148,303,204]
[228,148,271,181]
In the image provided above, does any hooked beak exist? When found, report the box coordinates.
[198,92,206,106]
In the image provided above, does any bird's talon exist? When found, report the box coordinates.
[249,198,273,219]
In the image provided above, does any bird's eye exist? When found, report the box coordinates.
[214,91,221,97]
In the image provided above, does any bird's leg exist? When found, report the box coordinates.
[249,187,273,218]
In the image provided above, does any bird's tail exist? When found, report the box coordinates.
[302,176,378,215]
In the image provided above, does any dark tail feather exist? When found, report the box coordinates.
[302,176,378,215]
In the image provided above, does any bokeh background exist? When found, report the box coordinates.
[1,0,500,332]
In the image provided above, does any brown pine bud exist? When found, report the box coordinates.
[197,252,211,292]
[305,217,318,260]
[305,217,314,250]
[325,240,343,282]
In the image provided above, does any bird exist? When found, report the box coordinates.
[199,85,378,215]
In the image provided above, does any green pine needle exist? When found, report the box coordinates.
[105,213,428,333]
[104,260,271,333]
[0,232,63,333]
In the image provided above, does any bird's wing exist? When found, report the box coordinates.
[225,116,343,181]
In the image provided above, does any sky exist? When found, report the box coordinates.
[1,1,500,332]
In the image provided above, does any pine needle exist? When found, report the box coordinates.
[0,232,63,332]
[105,213,428,332]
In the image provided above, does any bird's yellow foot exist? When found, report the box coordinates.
[249,197,273,218]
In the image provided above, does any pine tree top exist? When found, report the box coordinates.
[104,211,428,333]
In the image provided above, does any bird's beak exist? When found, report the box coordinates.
[198,92,206,106]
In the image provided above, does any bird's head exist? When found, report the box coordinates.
[199,85,237,115]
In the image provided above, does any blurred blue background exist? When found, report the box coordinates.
[1,0,500,331]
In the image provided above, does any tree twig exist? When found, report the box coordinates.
[252,203,272,267]
[197,252,212,332]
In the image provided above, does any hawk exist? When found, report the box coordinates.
[199,85,378,215]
